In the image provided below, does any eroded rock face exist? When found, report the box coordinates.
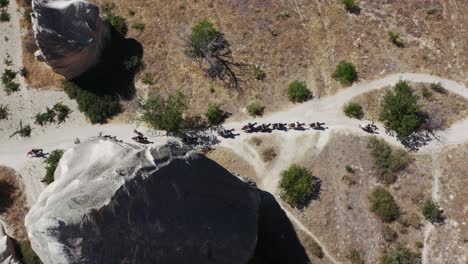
[25,139,260,264]
[32,0,110,79]
[0,223,19,264]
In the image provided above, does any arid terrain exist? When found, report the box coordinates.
[0,0,466,263]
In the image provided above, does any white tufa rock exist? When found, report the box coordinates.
[31,0,110,79]
[0,223,19,264]
[25,138,261,264]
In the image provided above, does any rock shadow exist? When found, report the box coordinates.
[70,26,143,100]
[249,191,310,264]
[0,180,15,214]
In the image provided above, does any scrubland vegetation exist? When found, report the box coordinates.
[42,149,64,185]
[279,164,321,209]
[367,137,409,184]
[369,187,400,222]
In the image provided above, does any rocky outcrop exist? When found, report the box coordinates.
[32,0,110,79]
[0,223,19,264]
[25,138,261,264]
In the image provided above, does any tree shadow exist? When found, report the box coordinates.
[249,191,310,264]
[0,180,15,214]
[70,26,143,100]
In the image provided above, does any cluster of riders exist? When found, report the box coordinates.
[240,122,327,133]
[359,122,379,133]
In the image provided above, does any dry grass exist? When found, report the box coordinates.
[206,147,258,183]
[0,166,28,241]
[352,83,468,128]
[261,147,277,163]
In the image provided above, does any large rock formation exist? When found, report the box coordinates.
[32,0,110,79]
[0,223,19,264]
[25,139,261,264]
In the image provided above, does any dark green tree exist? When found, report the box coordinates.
[379,81,423,140]
[141,91,188,133]
[278,164,321,209]
[333,61,357,85]
[288,80,312,103]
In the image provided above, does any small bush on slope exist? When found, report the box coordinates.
[332,61,357,85]
[288,80,312,103]
[42,149,64,185]
[279,164,321,209]
[369,186,400,222]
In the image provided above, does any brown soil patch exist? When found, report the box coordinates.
[206,147,258,183]
[285,132,432,262]
[428,144,468,263]
[0,166,28,241]
[351,83,468,128]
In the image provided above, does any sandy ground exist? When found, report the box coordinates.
[0,2,467,262]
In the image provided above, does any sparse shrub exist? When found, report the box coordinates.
[3,54,12,66]
[369,187,400,222]
[415,241,423,249]
[388,31,402,46]
[430,82,447,94]
[20,67,28,77]
[345,165,355,173]
[342,175,356,186]
[421,200,444,224]
[309,240,324,259]
[288,80,312,103]
[23,9,32,23]
[42,149,64,185]
[10,121,32,138]
[0,105,8,120]
[34,107,56,126]
[367,137,410,184]
[425,7,436,15]
[246,102,264,117]
[123,56,142,72]
[332,61,357,85]
[141,91,188,133]
[204,103,225,125]
[250,137,262,146]
[101,2,115,14]
[342,0,358,12]
[63,81,120,124]
[106,13,128,36]
[14,240,43,264]
[347,249,364,264]
[277,11,290,20]
[53,103,72,123]
[421,86,432,99]
[0,9,10,22]
[127,9,135,16]
[0,0,9,8]
[142,72,155,85]
[132,22,145,33]
[188,20,224,59]
[380,247,421,264]
[382,225,398,243]
[278,164,321,209]
[2,68,20,94]
[261,147,277,162]
[253,64,266,80]
[380,81,423,140]
[344,102,363,119]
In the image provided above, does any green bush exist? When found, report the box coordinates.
[333,61,357,85]
[430,82,447,94]
[123,56,142,72]
[309,240,324,259]
[278,164,321,209]
[367,137,410,184]
[63,81,120,124]
[205,103,225,125]
[246,102,264,117]
[388,31,402,46]
[10,121,31,138]
[132,22,145,33]
[142,72,155,85]
[343,102,363,119]
[0,104,8,120]
[34,107,56,126]
[0,9,10,22]
[379,81,423,140]
[253,64,266,80]
[14,240,43,264]
[342,0,357,12]
[188,20,224,58]
[2,68,20,94]
[421,200,443,224]
[369,187,400,222]
[53,103,72,123]
[141,91,188,133]
[380,247,421,264]
[421,86,432,99]
[345,165,355,173]
[0,0,9,8]
[106,13,128,36]
[415,241,424,249]
[42,149,64,185]
[288,80,312,103]
[347,249,364,264]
